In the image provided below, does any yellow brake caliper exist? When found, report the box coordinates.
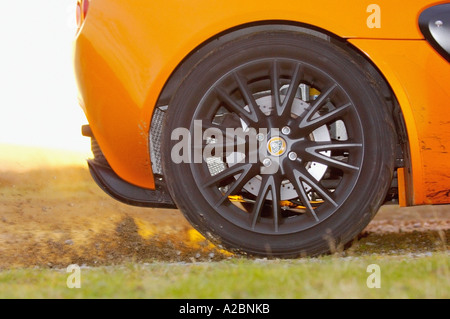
[228,195,322,209]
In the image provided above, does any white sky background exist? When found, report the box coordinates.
[0,0,90,152]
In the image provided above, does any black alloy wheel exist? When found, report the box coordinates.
[161,30,396,257]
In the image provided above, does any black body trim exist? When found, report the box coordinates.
[82,124,176,208]
[419,3,450,63]
[88,160,177,209]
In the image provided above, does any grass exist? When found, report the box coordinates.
[0,148,448,299]
[0,253,448,299]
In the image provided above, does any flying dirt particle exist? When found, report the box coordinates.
[134,217,156,239]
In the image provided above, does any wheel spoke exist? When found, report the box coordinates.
[306,150,360,174]
[293,84,339,133]
[203,162,251,187]
[305,140,363,152]
[291,140,361,173]
[204,162,258,207]
[250,174,281,231]
[270,60,282,112]
[214,86,258,124]
[307,84,338,116]
[233,72,263,123]
[278,63,303,117]
[299,102,351,133]
[270,175,282,232]
[286,169,319,222]
[286,162,338,208]
[307,153,359,173]
[250,177,270,229]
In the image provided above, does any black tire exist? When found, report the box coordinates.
[161,30,395,257]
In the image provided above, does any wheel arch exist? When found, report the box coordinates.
[155,22,331,106]
[152,20,412,204]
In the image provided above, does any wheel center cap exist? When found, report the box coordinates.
[267,136,287,156]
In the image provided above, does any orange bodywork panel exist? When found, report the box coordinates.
[74,0,450,205]
[349,39,450,205]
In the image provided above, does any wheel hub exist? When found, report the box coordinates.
[267,136,287,156]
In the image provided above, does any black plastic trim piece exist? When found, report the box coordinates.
[88,160,177,209]
[81,124,93,137]
[419,3,450,63]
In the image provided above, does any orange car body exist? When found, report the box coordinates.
[74,0,450,206]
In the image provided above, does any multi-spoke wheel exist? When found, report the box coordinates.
[162,30,396,257]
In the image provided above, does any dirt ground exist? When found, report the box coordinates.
[0,145,448,269]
